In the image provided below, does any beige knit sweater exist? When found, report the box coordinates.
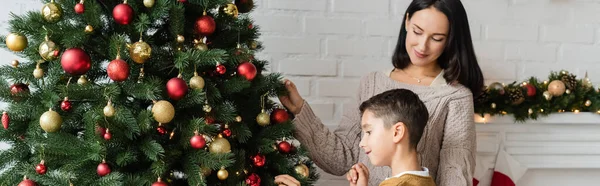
[292,71,475,186]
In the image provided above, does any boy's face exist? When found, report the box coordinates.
[359,110,396,166]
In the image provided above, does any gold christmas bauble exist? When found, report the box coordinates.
[104,101,116,117]
[221,3,239,18]
[11,60,19,68]
[235,116,242,122]
[176,35,185,43]
[585,100,592,107]
[217,167,229,180]
[40,109,62,133]
[209,136,231,154]
[189,74,205,90]
[543,91,552,101]
[128,40,152,64]
[249,41,258,49]
[143,0,155,8]
[152,100,175,124]
[548,80,566,96]
[256,111,270,126]
[487,82,505,95]
[294,164,309,178]
[203,104,212,113]
[41,0,63,23]
[85,25,94,33]
[5,33,28,52]
[194,39,208,51]
[33,65,44,79]
[77,75,88,85]
[39,38,59,61]
[200,166,212,177]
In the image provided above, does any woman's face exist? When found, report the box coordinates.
[404,7,449,68]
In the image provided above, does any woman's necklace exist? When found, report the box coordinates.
[397,69,436,83]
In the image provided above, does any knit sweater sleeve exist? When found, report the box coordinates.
[436,90,476,186]
[291,74,371,176]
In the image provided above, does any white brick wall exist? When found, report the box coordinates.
[1,0,600,185]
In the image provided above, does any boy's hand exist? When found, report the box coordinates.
[347,163,369,186]
[275,174,301,186]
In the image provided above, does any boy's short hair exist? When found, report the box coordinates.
[359,89,429,149]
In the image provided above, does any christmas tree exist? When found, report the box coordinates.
[0,0,318,185]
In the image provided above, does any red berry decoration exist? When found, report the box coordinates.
[222,128,232,137]
[112,2,134,25]
[190,133,206,149]
[277,141,292,154]
[61,97,72,111]
[18,178,36,186]
[195,14,216,36]
[252,154,266,167]
[166,77,188,101]
[97,160,111,176]
[157,126,167,135]
[107,58,130,82]
[152,178,169,186]
[205,116,215,124]
[237,61,257,81]
[61,48,91,75]
[245,173,261,186]
[103,129,112,140]
[74,2,85,14]
[35,160,47,175]
[271,108,290,124]
[216,64,226,75]
[2,112,9,130]
[524,84,536,97]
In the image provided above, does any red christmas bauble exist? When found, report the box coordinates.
[10,83,29,95]
[18,179,36,186]
[252,154,266,167]
[216,64,226,75]
[113,3,133,25]
[166,77,188,101]
[103,131,112,140]
[61,98,72,111]
[107,59,130,82]
[205,116,215,124]
[237,62,257,81]
[245,173,261,186]
[2,112,9,130]
[190,134,206,149]
[195,15,216,36]
[222,128,232,137]
[157,126,167,135]
[248,24,253,29]
[277,141,292,154]
[97,161,111,176]
[61,48,91,75]
[152,179,168,186]
[36,162,47,175]
[271,108,289,124]
[74,3,85,14]
[524,84,536,97]
[96,126,106,136]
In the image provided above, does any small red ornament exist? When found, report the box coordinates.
[222,128,232,137]
[103,129,112,140]
[245,173,261,186]
[237,62,257,81]
[96,126,106,136]
[97,160,111,176]
[166,77,188,101]
[195,15,216,36]
[524,84,536,97]
[157,126,167,135]
[271,108,289,124]
[61,97,72,111]
[252,154,266,167]
[205,116,215,124]
[74,3,85,14]
[216,64,226,75]
[18,178,36,186]
[10,83,29,95]
[248,24,253,29]
[152,178,169,186]
[107,58,130,82]
[61,48,91,75]
[53,50,60,57]
[113,3,134,25]
[190,133,206,149]
[2,112,9,130]
[35,160,47,175]
[277,141,292,154]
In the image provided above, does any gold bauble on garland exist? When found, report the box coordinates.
[40,109,62,133]
[152,100,175,124]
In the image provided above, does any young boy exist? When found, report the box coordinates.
[349,88,435,186]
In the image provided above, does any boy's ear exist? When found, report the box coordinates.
[392,122,406,143]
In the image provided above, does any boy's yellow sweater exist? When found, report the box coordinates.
[379,174,436,186]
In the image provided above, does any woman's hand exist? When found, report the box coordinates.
[278,79,304,115]
[274,174,301,186]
